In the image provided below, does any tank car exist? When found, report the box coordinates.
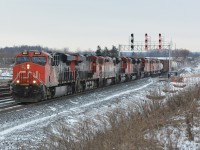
[159,59,169,73]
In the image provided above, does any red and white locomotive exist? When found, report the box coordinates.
[12,50,167,102]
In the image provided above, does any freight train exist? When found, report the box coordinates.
[11,50,175,103]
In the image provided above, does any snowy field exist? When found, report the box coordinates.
[0,65,200,149]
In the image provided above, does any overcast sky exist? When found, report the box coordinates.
[0,0,199,51]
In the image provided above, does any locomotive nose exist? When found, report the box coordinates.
[17,62,33,84]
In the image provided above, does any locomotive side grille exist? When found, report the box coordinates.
[58,71,95,84]
[58,71,76,84]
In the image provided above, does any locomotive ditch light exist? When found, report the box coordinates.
[16,80,20,83]
[33,80,36,84]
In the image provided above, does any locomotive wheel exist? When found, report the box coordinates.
[125,75,129,82]
[78,81,85,92]
[112,77,116,84]
[47,88,51,99]
[96,79,100,88]
[103,78,107,86]
[137,72,142,79]
[72,84,76,94]
[130,75,132,81]
[118,75,121,83]
[41,86,48,101]
[37,93,43,102]
[82,81,86,91]
[47,88,55,99]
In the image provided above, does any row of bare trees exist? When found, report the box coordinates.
[0,45,197,67]
[0,45,52,67]
[95,46,195,59]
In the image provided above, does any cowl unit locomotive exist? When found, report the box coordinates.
[12,50,169,102]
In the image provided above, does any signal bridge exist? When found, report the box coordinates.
[119,33,172,52]
[119,41,171,52]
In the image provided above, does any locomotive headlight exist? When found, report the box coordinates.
[27,64,30,69]
[16,80,20,83]
[33,80,36,84]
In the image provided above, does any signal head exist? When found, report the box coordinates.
[131,45,134,49]
[131,33,134,37]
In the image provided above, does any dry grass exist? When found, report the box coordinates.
[173,84,187,88]
[170,76,183,83]
[146,95,166,100]
[146,87,166,100]
[162,89,178,93]
[18,84,200,150]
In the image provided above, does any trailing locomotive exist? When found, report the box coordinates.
[12,50,169,103]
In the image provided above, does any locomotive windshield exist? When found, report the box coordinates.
[16,56,30,64]
[32,56,46,66]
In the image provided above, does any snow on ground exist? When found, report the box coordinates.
[152,65,200,150]
[0,78,159,149]
[0,65,200,149]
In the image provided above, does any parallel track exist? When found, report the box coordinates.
[0,85,17,110]
[0,86,11,99]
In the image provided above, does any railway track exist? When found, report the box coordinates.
[0,81,115,113]
[0,70,182,113]
[0,85,16,109]
[0,85,11,98]
[0,72,171,114]
[0,77,151,114]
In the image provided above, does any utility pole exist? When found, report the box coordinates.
[118,44,121,57]
[168,40,173,77]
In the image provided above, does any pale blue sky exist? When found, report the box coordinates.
[0,0,200,51]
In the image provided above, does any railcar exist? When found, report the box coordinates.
[159,59,169,73]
